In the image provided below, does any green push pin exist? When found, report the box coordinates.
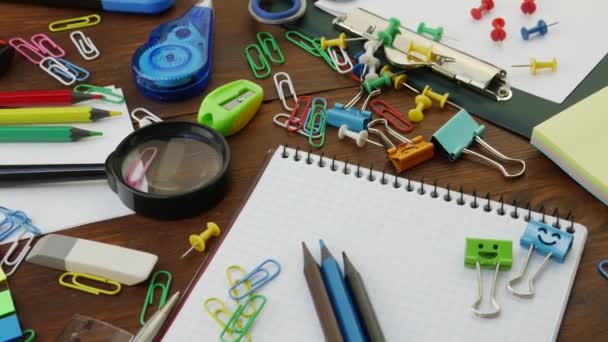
[417,22,444,42]
[362,74,392,94]
[377,17,401,47]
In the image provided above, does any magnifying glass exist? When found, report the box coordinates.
[105,122,230,219]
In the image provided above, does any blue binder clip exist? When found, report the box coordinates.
[327,88,380,132]
[432,109,526,178]
[507,220,574,297]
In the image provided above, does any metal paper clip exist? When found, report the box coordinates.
[286,96,312,132]
[59,272,122,296]
[125,147,158,190]
[257,32,284,64]
[273,72,297,111]
[226,265,257,318]
[49,14,102,32]
[75,84,125,104]
[312,39,338,71]
[56,58,90,82]
[600,260,608,280]
[245,44,271,79]
[0,230,35,277]
[70,31,100,60]
[334,8,512,100]
[22,329,36,342]
[344,87,381,112]
[302,97,327,136]
[131,107,163,128]
[31,33,65,58]
[204,297,252,342]
[273,113,323,139]
[40,57,76,86]
[8,38,45,64]
[140,270,172,325]
[367,118,434,172]
[228,259,281,301]
[465,238,513,318]
[307,103,327,149]
[370,99,413,133]
[432,109,526,178]
[285,31,322,57]
[508,220,574,297]
[328,46,354,74]
[221,295,267,342]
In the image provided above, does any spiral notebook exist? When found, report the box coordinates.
[162,147,587,342]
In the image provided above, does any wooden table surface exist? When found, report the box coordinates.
[1,1,606,341]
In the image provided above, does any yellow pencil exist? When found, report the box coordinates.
[0,107,121,124]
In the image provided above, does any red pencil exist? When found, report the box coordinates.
[0,90,103,107]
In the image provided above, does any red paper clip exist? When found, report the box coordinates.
[286,95,312,132]
[370,99,413,134]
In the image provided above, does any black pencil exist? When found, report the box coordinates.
[302,242,344,342]
[343,251,385,342]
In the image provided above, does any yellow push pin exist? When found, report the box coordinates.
[422,86,449,109]
[407,41,433,61]
[380,65,410,90]
[408,94,432,123]
[180,222,222,260]
[320,33,366,50]
[512,57,557,75]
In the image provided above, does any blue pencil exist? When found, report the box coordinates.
[319,240,366,342]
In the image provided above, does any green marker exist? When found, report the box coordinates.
[0,126,102,142]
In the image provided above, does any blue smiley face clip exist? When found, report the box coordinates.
[508,220,574,297]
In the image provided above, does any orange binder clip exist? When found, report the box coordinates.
[367,118,434,172]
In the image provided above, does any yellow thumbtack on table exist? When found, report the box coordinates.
[180,222,222,260]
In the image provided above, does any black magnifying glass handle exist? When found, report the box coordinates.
[0,164,106,183]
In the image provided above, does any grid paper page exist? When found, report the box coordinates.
[164,148,587,342]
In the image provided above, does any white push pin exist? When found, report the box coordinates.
[359,41,381,81]
[338,125,369,147]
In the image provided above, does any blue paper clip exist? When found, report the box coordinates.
[0,207,41,242]
[432,109,526,178]
[599,260,608,280]
[55,58,90,82]
[508,220,574,297]
[228,259,281,301]
[302,97,327,135]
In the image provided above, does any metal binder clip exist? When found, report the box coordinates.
[59,272,122,296]
[140,270,172,325]
[333,8,512,101]
[273,113,323,139]
[8,38,45,64]
[131,107,163,127]
[508,220,574,297]
[70,31,100,60]
[432,109,526,178]
[30,33,65,58]
[273,72,297,111]
[0,230,35,277]
[228,259,281,301]
[367,118,434,172]
[328,86,381,132]
[465,238,513,318]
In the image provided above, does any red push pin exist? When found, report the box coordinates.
[491,18,507,42]
[471,0,495,20]
[521,0,537,15]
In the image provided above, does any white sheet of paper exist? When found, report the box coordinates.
[315,0,608,103]
[0,87,133,245]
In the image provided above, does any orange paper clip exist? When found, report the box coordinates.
[369,99,413,134]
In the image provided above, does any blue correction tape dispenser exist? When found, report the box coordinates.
[132,0,214,101]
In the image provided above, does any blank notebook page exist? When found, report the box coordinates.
[163,147,587,342]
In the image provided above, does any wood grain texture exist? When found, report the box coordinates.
[1,0,607,341]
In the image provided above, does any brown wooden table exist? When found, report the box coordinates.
[1,1,607,340]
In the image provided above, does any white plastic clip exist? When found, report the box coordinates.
[70,31,100,60]
[0,230,35,277]
[273,72,297,111]
[39,57,77,86]
[131,107,163,128]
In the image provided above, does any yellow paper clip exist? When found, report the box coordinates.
[49,14,101,32]
[59,272,121,296]
[203,298,252,342]
[226,265,256,318]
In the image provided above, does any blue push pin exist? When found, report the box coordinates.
[520,19,559,40]
[508,220,574,297]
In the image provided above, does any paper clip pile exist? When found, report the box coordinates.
[0,206,42,276]
[204,259,281,341]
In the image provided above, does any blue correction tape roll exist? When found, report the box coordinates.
[132,0,214,101]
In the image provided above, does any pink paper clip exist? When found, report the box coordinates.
[370,99,414,134]
[8,37,45,64]
[31,34,65,58]
[125,147,158,189]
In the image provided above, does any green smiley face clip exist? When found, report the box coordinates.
[465,238,513,318]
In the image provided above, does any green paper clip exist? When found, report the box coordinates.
[465,237,512,318]
[220,295,267,342]
[312,39,338,71]
[22,329,36,342]
[245,44,271,79]
[204,297,252,342]
[307,104,327,149]
[73,84,125,104]
[285,31,322,57]
[257,32,284,65]
[139,270,172,326]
